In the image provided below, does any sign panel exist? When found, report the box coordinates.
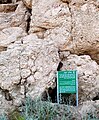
[57,70,78,106]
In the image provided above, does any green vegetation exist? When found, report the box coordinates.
[0,114,7,120]
[0,97,99,120]
[1,97,77,120]
[21,97,76,120]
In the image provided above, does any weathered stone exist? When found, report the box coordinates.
[21,69,31,79]
[61,2,99,63]
[0,27,26,47]
[0,3,18,12]
[0,90,13,114]
[79,100,99,119]
[11,1,29,31]
[61,0,71,3]
[30,0,71,48]
[61,54,99,103]
[21,34,60,98]
[22,0,32,9]
[0,0,99,115]
[0,1,28,31]
[0,34,60,112]
[0,48,21,90]
[0,0,19,4]
[0,46,7,52]
[27,75,35,84]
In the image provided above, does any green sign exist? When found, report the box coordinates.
[57,70,78,106]
[58,71,76,93]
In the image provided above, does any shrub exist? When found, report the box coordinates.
[0,114,7,120]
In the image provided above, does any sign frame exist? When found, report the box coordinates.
[57,70,78,106]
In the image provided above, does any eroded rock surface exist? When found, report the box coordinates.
[0,27,26,47]
[61,1,99,63]
[60,53,99,103]
[0,34,59,112]
[0,3,18,12]
[0,0,99,114]
[0,1,29,31]
[79,100,99,119]
[22,0,32,9]
[30,0,71,48]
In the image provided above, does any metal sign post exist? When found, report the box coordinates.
[76,71,78,106]
[57,70,78,106]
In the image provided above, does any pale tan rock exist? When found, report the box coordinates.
[21,69,31,78]
[0,27,26,47]
[79,100,99,119]
[0,34,60,111]
[27,59,34,68]
[0,12,13,30]
[61,0,71,3]
[61,2,99,63]
[0,0,99,114]
[22,0,32,9]
[0,91,13,114]
[0,48,21,90]
[34,72,43,80]
[30,0,71,48]
[20,85,25,95]
[0,1,28,31]
[27,75,35,84]
[31,66,37,73]
[0,3,18,12]
[61,54,99,103]
[21,34,60,97]
[0,46,7,52]
[11,1,29,31]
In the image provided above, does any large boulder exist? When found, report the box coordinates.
[30,0,99,64]
[60,53,99,103]
[0,34,60,112]
[60,1,99,64]
[30,0,71,48]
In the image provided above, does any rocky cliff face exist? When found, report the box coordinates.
[0,0,99,114]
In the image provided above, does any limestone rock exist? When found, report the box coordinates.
[0,3,18,12]
[21,34,60,98]
[61,2,99,63]
[21,69,31,78]
[61,0,71,3]
[79,100,99,119]
[0,47,21,90]
[0,1,28,31]
[27,75,35,84]
[30,0,71,48]
[11,1,28,30]
[61,54,99,103]
[0,91,13,114]
[0,0,99,115]
[22,0,32,9]
[0,34,60,112]
[0,46,7,52]
[0,27,26,47]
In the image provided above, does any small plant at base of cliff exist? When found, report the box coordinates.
[22,97,58,120]
[0,114,7,120]
[8,110,25,120]
[1,97,80,120]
